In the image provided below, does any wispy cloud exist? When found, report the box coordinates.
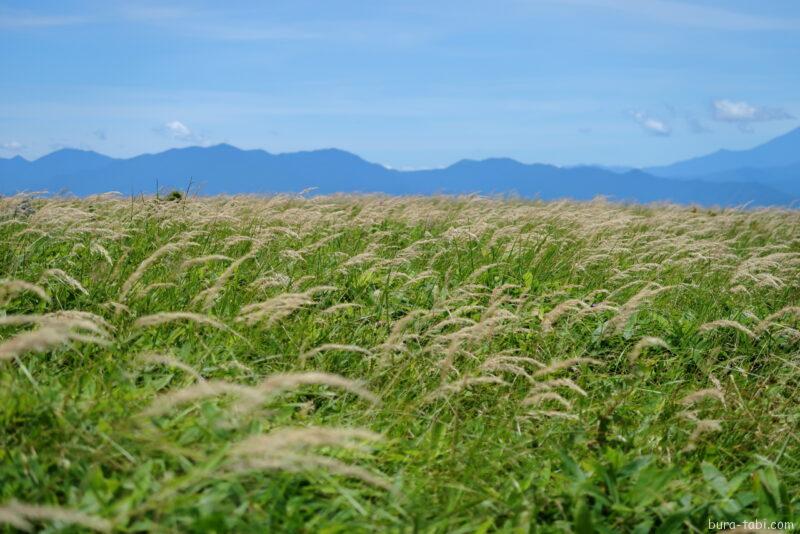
[1,141,25,152]
[630,111,671,136]
[554,0,800,31]
[685,115,712,134]
[114,4,321,41]
[712,99,794,132]
[712,99,793,122]
[114,4,431,45]
[157,120,208,144]
[0,8,87,29]
[118,5,189,22]
[186,22,322,41]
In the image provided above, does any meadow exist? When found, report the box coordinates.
[0,193,798,533]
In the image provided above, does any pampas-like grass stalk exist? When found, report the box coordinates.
[141,380,263,417]
[533,357,602,378]
[231,427,381,454]
[541,299,588,332]
[136,352,205,382]
[480,354,546,380]
[756,306,800,333]
[237,293,313,326]
[426,317,476,334]
[321,302,362,315]
[235,288,333,327]
[90,242,114,266]
[52,310,115,332]
[290,274,317,290]
[300,343,374,363]
[181,254,233,269]
[229,450,391,490]
[428,375,508,400]
[451,304,487,317]
[402,270,437,288]
[607,284,676,333]
[0,279,50,305]
[628,336,670,362]
[385,309,429,345]
[0,327,67,361]
[0,501,111,532]
[435,301,518,381]
[193,250,258,310]
[0,314,113,355]
[529,377,587,396]
[0,311,112,333]
[523,391,572,409]
[119,241,194,300]
[144,371,380,417]
[480,360,532,380]
[300,232,343,254]
[280,249,306,263]
[680,388,725,407]
[699,319,757,339]
[574,302,619,318]
[133,312,229,331]
[467,262,504,282]
[339,251,376,271]
[259,372,379,404]
[252,273,292,290]
[732,251,800,285]
[137,282,177,296]
[485,354,546,368]
[304,285,338,296]
[101,300,131,316]
[223,358,255,375]
[683,419,723,451]
[0,506,30,531]
[40,268,88,295]
[524,410,579,421]
[222,235,257,248]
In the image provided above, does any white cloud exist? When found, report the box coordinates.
[630,111,671,136]
[712,100,794,132]
[1,141,25,152]
[712,99,794,123]
[159,120,207,144]
[165,120,192,139]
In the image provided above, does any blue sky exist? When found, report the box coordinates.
[1,0,798,168]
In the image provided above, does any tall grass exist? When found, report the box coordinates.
[0,193,798,531]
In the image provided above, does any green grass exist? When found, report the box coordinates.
[1,194,798,533]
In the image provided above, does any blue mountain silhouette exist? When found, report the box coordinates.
[646,127,800,178]
[1,127,798,206]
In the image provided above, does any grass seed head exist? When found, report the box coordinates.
[0,501,111,532]
[0,279,50,305]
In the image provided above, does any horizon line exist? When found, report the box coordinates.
[4,123,799,171]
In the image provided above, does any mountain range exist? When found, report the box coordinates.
[2,127,799,206]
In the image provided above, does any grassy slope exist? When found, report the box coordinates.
[0,195,798,533]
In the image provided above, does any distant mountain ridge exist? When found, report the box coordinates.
[1,127,799,206]
[645,127,800,178]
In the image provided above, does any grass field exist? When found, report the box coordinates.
[1,193,798,533]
